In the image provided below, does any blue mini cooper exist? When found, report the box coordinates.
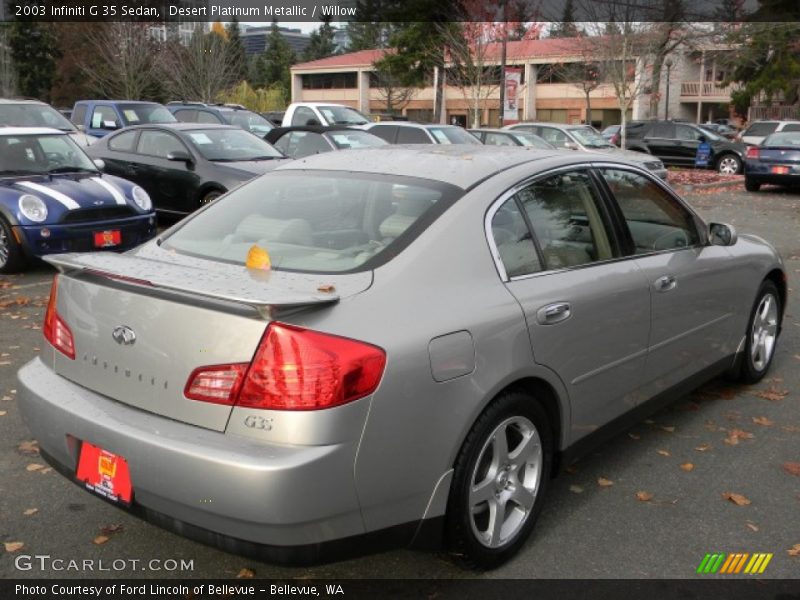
[0,127,157,272]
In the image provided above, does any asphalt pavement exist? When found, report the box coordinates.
[1,184,799,580]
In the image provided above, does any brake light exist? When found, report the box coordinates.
[745,146,760,159]
[611,133,620,145]
[184,364,248,404]
[43,275,75,359]
[237,323,386,410]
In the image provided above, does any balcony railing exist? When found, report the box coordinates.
[680,81,736,98]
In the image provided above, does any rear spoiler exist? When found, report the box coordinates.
[44,253,340,319]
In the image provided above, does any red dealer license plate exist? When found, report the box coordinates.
[771,166,790,175]
[93,230,121,248]
[76,442,133,504]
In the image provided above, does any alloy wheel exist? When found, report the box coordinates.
[718,156,740,175]
[0,225,9,268]
[469,416,542,548]
[750,293,779,372]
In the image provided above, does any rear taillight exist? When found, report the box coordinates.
[185,323,387,411]
[184,363,248,405]
[745,146,760,159]
[611,133,620,145]
[43,275,75,360]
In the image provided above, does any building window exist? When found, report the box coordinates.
[302,73,358,89]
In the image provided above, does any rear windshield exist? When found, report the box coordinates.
[118,104,176,125]
[762,132,800,147]
[0,103,76,131]
[744,122,778,137]
[328,130,387,149]
[162,172,462,273]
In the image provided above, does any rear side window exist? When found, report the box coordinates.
[137,130,187,158]
[173,109,197,123]
[490,197,542,277]
[108,130,137,152]
[163,172,461,273]
[292,106,318,126]
[745,122,778,136]
[537,127,568,147]
[197,111,223,124]
[602,169,699,253]
[649,123,676,138]
[396,127,430,144]
[782,123,800,132]
[369,125,397,143]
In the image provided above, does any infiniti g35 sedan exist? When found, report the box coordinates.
[18,146,785,568]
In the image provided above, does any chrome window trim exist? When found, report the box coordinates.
[484,161,707,283]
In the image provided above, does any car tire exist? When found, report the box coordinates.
[744,178,761,192]
[446,389,552,570]
[0,217,26,274]
[716,154,742,175]
[200,189,223,207]
[737,280,782,384]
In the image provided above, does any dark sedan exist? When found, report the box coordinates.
[87,123,288,215]
[744,132,800,192]
[468,128,554,149]
[265,126,387,159]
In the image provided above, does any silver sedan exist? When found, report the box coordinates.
[18,146,785,568]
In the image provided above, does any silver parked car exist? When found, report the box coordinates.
[18,146,785,568]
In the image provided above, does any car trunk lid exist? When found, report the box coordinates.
[44,250,371,431]
[756,147,800,165]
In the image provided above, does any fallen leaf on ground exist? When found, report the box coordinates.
[569,485,584,494]
[23,508,38,516]
[628,433,640,440]
[39,467,51,475]
[0,410,6,416]
[101,524,123,535]
[92,535,109,545]
[783,425,800,433]
[695,443,712,452]
[597,477,614,487]
[680,463,695,471]
[635,491,654,502]
[25,463,44,472]
[788,544,800,557]
[236,568,255,578]
[746,522,759,532]
[660,426,676,433]
[657,449,671,457]
[728,428,754,439]
[722,492,751,506]
[4,541,24,553]
[724,435,739,445]
[17,440,39,455]
[752,416,774,427]
[753,387,788,402]
[782,462,800,477]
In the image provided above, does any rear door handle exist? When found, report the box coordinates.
[536,302,572,325]
[654,275,677,292]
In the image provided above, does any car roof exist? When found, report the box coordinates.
[270,125,362,135]
[0,98,48,105]
[74,100,162,105]
[370,122,458,129]
[0,126,64,136]
[470,128,515,134]
[115,123,240,132]
[291,102,362,108]
[275,145,603,189]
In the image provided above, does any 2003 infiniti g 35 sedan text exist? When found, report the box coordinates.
[18,146,785,568]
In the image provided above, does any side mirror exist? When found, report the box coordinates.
[563,141,579,150]
[698,135,707,143]
[166,150,193,164]
[709,222,737,246]
[101,120,119,130]
[92,158,105,171]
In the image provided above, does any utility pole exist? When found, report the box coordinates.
[497,0,507,127]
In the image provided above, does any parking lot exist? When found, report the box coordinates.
[1,183,799,580]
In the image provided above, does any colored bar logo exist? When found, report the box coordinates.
[697,553,772,574]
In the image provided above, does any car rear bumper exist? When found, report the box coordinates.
[16,357,366,550]
[15,215,156,258]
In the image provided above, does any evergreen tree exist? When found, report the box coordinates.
[258,20,295,102]
[226,17,247,83]
[345,0,394,50]
[303,16,337,61]
[8,14,58,100]
[549,0,581,38]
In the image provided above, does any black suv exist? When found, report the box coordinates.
[624,120,746,174]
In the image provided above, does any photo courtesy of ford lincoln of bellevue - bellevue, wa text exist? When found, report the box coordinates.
[1,0,800,598]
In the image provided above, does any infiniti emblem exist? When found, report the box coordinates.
[93,200,104,206]
[112,325,136,345]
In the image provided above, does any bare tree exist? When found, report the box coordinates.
[371,61,418,115]
[81,23,162,99]
[162,28,237,103]
[0,26,16,97]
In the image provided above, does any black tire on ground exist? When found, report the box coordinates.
[446,389,553,570]
[200,190,223,207]
[744,178,761,192]
[737,280,782,384]
[0,217,27,274]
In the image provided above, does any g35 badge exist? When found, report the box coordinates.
[244,415,273,431]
